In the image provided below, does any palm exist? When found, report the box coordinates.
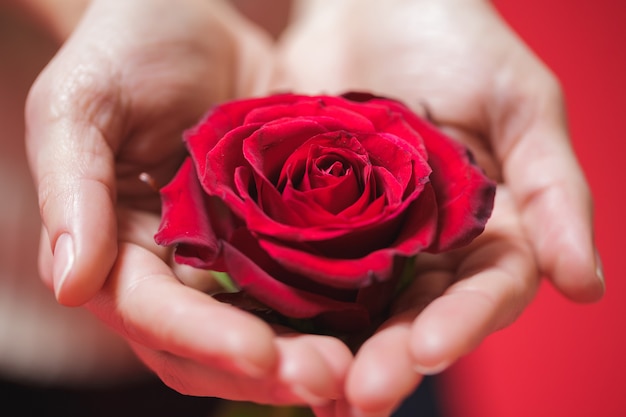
[279,0,534,174]
[26,0,355,408]
[276,1,600,414]
[101,10,375,405]
[24,0,601,413]
[317,186,537,416]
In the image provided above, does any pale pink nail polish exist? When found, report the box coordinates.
[595,249,605,288]
[53,233,74,300]
[291,384,330,407]
[414,359,450,376]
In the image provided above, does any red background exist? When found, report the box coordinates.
[440,1,626,416]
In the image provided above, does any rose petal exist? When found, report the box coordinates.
[333,94,429,159]
[257,241,396,288]
[244,99,377,134]
[155,158,235,269]
[237,127,433,241]
[280,132,370,215]
[244,118,333,185]
[256,188,438,288]
[280,133,369,190]
[182,94,301,177]
[221,231,370,320]
[359,132,431,198]
[197,123,262,217]
[374,99,496,251]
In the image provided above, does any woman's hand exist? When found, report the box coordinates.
[316,188,539,417]
[77,208,352,406]
[26,0,351,408]
[277,0,604,414]
[26,0,273,306]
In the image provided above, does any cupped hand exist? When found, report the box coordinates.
[78,208,352,407]
[277,0,604,414]
[311,188,539,417]
[26,0,352,408]
[26,0,273,305]
[278,0,603,302]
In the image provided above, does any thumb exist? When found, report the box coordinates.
[25,52,122,306]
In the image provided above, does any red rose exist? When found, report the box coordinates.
[155,93,495,332]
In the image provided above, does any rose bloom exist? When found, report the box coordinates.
[155,93,495,333]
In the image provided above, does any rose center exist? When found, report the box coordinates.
[317,156,348,177]
[275,132,371,216]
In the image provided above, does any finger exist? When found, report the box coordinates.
[132,344,302,404]
[301,335,353,391]
[133,343,304,404]
[38,226,54,291]
[25,42,122,306]
[116,208,170,260]
[343,268,451,416]
[130,328,351,406]
[275,334,352,406]
[87,242,279,379]
[346,191,538,414]
[115,207,231,294]
[492,63,604,302]
[409,190,540,372]
[346,315,423,417]
[114,209,352,403]
[312,402,338,417]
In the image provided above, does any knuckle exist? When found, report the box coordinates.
[37,170,71,226]
[26,55,124,144]
[539,67,565,105]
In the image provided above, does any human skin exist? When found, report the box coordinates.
[0,5,144,385]
[24,0,354,408]
[22,0,604,415]
[276,0,604,415]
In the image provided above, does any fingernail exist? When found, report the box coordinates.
[595,249,605,288]
[414,360,450,375]
[291,384,330,407]
[53,233,74,300]
[233,358,269,379]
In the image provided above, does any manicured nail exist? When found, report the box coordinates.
[414,359,450,375]
[234,358,270,379]
[595,249,605,289]
[53,233,74,300]
[291,384,330,407]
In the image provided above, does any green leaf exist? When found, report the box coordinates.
[210,271,239,293]
[394,255,417,297]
